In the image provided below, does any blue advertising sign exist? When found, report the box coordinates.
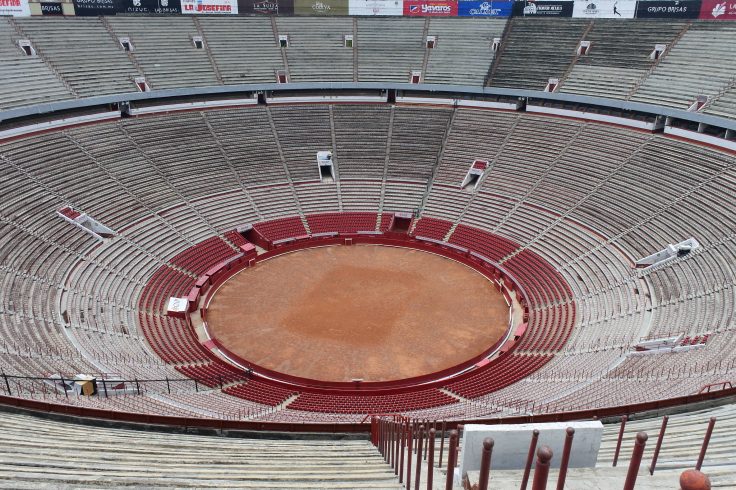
[458,0,513,16]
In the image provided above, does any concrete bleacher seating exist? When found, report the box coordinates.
[197,16,284,85]
[107,17,219,90]
[488,18,590,91]
[0,409,401,488]
[386,106,452,182]
[424,18,506,86]
[0,102,735,426]
[631,22,736,110]
[13,17,139,98]
[0,18,72,110]
[2,17,736,488]
[332,104,391,179]
[1,16,736,128]
[356,17,424,82]
[275,17,354,82]
[560,20,685,99]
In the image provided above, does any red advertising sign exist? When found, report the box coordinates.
[699,0,736,18]
[403,0,457,15]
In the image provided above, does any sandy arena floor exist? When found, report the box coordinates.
[205,245,509,382]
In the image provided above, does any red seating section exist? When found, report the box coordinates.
[225,380,296,406]
[169,237,238,275]
[681,334,709,346]
[289,389,457,414]
[306,212,378,234]
[137,214,576,414]
[449,224,518,261]
[378,213,393,232]
[411,217,453,240]
[224,230,249,247]
[139,314,210,364]
[445,355,551,398]
[176,362,246,387]
[58,207,81,220]
[139,267,192,314]
[252,216,307,241]
[504,250,573,308]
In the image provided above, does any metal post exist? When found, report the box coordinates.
[60,375,68,398]
[456,424,464,467]
[649,416,669,475]
[415,425,424,490]
[407,423,413,490]
[623,432,648,490]
[380,419,384,457]
[395,421,402,476]
[445,430,458,490]
[613,415,627,467]
[520,429,540,490]
[531,446,553,490]
[381,419,388,463]
[477,437,494,490]
[391,421,396,469]
[424,419,429,460]
[1,372,10,396]
[399,422,406,484]
[696,418,716,471]
[556,427,575,490]
[102,377,108,398]
[414,420,419,454]
[439,420,446,468]
[166,377,171,395]
[383,420,390,463]
[427,428,435,490]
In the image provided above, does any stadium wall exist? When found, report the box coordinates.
[6,0,734,19]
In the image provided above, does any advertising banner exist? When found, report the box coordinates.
[635,0,700,17]
[573,0,636,17]
[117,0,181,13]
[238,0,293,14]
[348,0,403,15]
[181,0,237,13]
[294,0,348,14]
[403,0,457,15]
[458,0,512,16]
[72,0,116,15]
[512,0,573,16]
[0,0,30,15]
[699,0,736,18]
[40,1,63,14]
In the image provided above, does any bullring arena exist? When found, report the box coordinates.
[205,245,510,382]
[0,9,735,490]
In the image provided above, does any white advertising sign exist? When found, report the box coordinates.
[573,0,635,17]
[181,0,238,14]
[0,0,30,16]
[349,0,403,15]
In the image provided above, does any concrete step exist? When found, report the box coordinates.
[0,410,401,488]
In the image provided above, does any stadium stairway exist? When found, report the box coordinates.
[0,410,401,489]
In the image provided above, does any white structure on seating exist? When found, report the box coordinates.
[635,238,700,269]
[56,208,115,240]
[461,159,489,190]
[459,421,603,476]
[316,151,335,182]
